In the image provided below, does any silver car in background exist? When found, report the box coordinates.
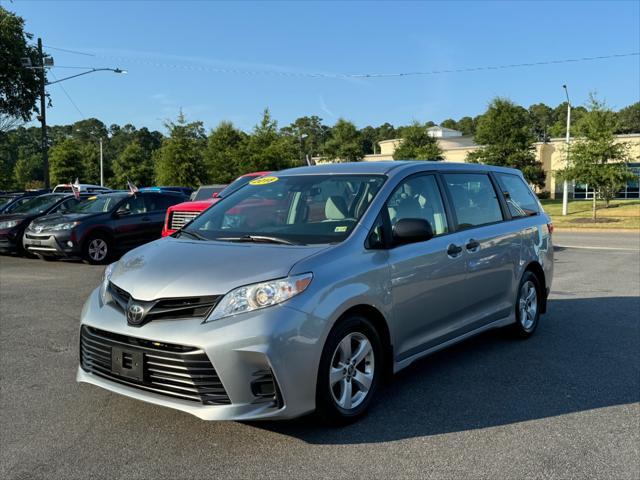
[77,161,553,423]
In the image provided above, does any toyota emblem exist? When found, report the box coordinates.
[127,303,145,325]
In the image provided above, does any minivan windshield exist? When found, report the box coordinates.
[64,193,129,214]
[185,174,385,245]
[10,195,62,214]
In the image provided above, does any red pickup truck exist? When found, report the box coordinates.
[161,171,271,237]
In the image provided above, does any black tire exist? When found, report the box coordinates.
[82,234,111,265]
[509,271,542,339]
[316,314,383,424]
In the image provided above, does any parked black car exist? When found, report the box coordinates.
[24,191,187,264]
[0,190,49,214]
[0,193,92,256]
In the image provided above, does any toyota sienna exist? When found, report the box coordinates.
[77,161,553,423]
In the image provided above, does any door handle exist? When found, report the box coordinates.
[141,216,151,222]
[447,243,463,258]
[466,239,480,252]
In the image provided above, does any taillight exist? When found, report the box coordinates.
[547,222,554,235]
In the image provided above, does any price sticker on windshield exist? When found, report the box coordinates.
[249,176,279,186]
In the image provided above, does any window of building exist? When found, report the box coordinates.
[443,173,503,229]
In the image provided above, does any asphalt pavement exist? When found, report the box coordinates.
[0,231,638,479]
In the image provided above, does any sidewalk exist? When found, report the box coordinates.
[553,231,640,251]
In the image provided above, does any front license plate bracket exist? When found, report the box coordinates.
[111,347,144,381]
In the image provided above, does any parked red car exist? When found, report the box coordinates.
[161,171,271,237]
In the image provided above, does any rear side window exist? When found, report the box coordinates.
[143,194,184,212]
[495,173,539,218]
[443,173,503,229]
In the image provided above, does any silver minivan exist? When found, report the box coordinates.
[78,161,553,423]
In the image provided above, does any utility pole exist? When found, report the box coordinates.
[37,38,49,189]
[562,85,571,216]
[99,138,104,186]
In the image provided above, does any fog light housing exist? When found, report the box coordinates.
[250,369,283,408]
[67,241,74,247]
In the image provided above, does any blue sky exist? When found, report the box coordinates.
[8,0,640,132]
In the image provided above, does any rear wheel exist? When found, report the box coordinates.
[509,271,541,338]
[83,234,111,265]
[316,315,382,424]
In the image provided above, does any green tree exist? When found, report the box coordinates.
[154,112,208,186]
[528,103,555,141]
[49,138,84,185]
[245,109,298,171]
[323,119,363,162]
[204,121,248,183]
[0,7,43,121]
[557,94,635,219]
[440,119,458,130]
[615,102,640,134]
[112,142,154,188]
[13,152,41,189]
[393,121,443,160]
[468,98,545,187]
[548,102,587,137]
[281,115,329,159]
[456,116,476,136]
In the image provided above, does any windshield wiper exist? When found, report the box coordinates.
[216,235,299,245]
[176,228,208,241]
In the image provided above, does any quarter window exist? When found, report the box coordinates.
[443,173,503,229]
[386,175,448,235]
[495,173,539,217]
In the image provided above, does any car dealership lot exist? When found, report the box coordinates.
[1,232,638,480]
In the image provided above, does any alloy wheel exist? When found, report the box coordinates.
[519,280,538,331]
[329,332,375,410]
[88,238,108,262]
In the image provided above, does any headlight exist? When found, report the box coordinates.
[35,221,80,231]
[99,262,117,305]
[205,273,313,322]
[0,220,20,229]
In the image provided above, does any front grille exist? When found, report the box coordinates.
[25,233,52,240]
[170,211,199,230]
[108,282,220,323]
[80,326,230,405]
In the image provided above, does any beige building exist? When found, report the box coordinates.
[362,131,640,199]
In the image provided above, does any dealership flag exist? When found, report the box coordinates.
[127,180,139,194]
[71,178,81,199]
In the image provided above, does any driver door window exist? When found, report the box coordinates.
[119,196,146,215]
[386,175,449,236]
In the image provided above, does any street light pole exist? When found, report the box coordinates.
[562,84,571,216]
[37,38,49,189]
[99,138,104,186]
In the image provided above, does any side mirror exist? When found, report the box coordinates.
[115,208,131,217]
[392,218,433,246]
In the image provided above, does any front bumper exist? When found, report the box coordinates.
[0,230,19,253]
[23,231,80,257]
[77,288,323,421]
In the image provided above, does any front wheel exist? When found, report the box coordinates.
[316,315,382,424]
[83,235,111,265]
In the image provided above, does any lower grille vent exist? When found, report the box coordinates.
[80,326,230,405]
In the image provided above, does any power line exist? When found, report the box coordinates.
[91,51,639,79]
[43,45,95,57]
[49,71,85,119]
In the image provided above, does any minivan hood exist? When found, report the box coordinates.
[110,237,330,301]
